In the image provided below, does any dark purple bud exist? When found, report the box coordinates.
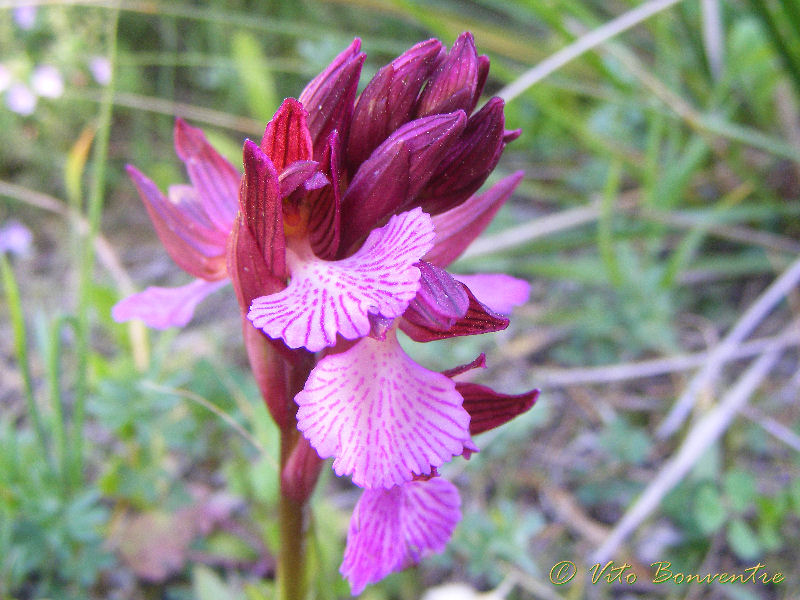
[416,32,480,118]
[347,39,444,170]
[339,111,467,253]
[458,383,539,435]
[402,261,469,330]
[260,98,313,171]
[473,54,490,110]
[400,282,509,342]
[306,130,342,260]
[418,97,506,215]
[240,140,286,280]
[299,39,365,158]
[281,436,324,503]
[425,171,524,267]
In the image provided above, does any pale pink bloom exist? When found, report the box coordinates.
[341,478,461,595]
[31,65,64,98]
[89,56,112,86]
[6,83,37,115]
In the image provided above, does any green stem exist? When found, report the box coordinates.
[277,428,307,600]
[0,256,52,470]
[72,8,119,486]
[276,355,315,600]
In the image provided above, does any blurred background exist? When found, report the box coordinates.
[1,0,799,598]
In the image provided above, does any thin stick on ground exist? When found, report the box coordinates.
[592,346,784,563]
[533,325,800,387]
[658,254,800,439]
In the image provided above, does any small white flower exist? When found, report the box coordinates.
[0,220,33,257]
[13,6,37,31]
[6,83,37,115]
[89,56,112,86]
[31,64,64,98]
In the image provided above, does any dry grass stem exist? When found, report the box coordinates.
[593,346,785,563]
[535,326,800,387]
[658,255,800,438]
[498,0,685,103]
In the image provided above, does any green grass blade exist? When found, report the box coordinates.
[0,256,51,469]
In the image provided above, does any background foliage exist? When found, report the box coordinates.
[1,0,799,598]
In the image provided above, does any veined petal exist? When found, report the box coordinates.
[424,171,524,267]
[248,208,434,352]
[452,273,530,315]
[341,478,461,594]
[295,330,471,488]
[173,119,239,233]
[299,39,365,157]
[111,279,227,329]
[260,98,314,170]
[126,166,228,280]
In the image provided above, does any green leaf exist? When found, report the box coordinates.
[727,518,761,560]
[694,484,726,534]
[723,470,757,513]
[193,564,239,600]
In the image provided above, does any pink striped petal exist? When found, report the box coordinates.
[453,273,530,315]
[341,478,461,594]
[248,208,435,352]
[295,331,471,488]
[112,279,227,329]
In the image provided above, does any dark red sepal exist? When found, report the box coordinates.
[457,383,539,435]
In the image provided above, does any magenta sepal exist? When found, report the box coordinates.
[416,32,480,118]
[425,171,524,267]
[457,382,539,435]
[306,130,343,260]
[400,282,509,342]
[339,112,467,253]
[299,39,365,157]
[347,38,444,170]
[278,160,326,199]
[402,261,469,330]
[452,273,530,315]
[111,278,227,329]
[173,118,239,233]
[125,165,228,281]
[241,140,287,280]
[260,98,314,170]
[418,97,507,215]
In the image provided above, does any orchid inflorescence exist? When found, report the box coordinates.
[114,32,538,594]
